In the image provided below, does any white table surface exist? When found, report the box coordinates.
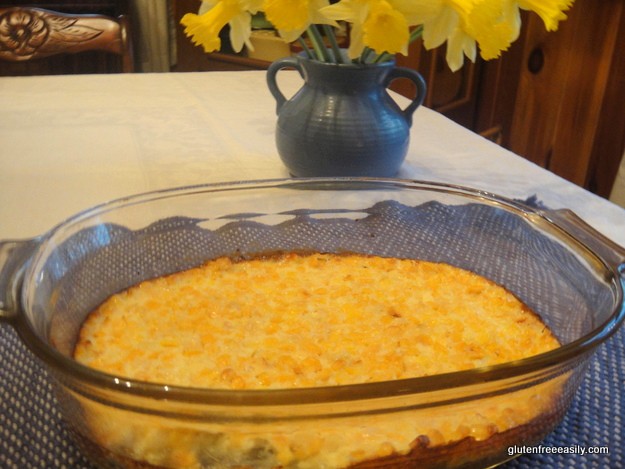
[1,71,625,248]
[1,70,624,468]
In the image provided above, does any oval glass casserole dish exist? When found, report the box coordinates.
[1,178,624,469]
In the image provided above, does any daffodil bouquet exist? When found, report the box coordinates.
[182,0,574,72]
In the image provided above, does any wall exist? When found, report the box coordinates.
[131,0,174,72]
[610,151,625,208]
[507,0,625,199]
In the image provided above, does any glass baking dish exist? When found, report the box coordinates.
[1,178,623,468]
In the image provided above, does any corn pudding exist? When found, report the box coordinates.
[73,252,562,468]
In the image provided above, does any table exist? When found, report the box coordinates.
[1,71,623,468]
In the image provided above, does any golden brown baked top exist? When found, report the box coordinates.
[74,252,559,389]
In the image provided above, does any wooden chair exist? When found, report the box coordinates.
[0,7,134,75]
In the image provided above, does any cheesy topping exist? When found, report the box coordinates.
[72,253,562,469]
[75,253,559,389]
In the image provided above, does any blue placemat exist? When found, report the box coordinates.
[504,326,624,468]
[0,196,623,468]
[1,322,623,468]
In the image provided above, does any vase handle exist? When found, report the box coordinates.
[266,57,303,114]
[385,67,427,126]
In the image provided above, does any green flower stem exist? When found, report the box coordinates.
[409,25,424,43]
[322,24,345,64]
[360,47,377,64]
[373,52,393,64]
[297,36,315,59]
[307,25,331,62]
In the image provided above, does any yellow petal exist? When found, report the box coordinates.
[321,0,369,58]
[448,0,475,18]
[321,0,360,21]
[422,6,459,50]
[267,0,337,43]
[264,0,311,31]
[389,0,441,24]
[446,29,476,72]
[229,12,253,51]
[517,0,574,31]
[347,22,366,59]
[466,0,516,60]
[181,1,252,53]
[181,12,223,53]
[363,1,410,56]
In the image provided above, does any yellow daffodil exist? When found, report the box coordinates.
[463,0,517,63]
[180,0,575,71]
[181,0,263,53]
[264,0,336,43]
[400,0,478,72]
[364,1,410,56]
[410,0,572,72]
[467,0,574,63]
[319,0,366,59]
[321,0,418,59]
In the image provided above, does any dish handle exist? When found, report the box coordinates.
[544,209,625,274]
[0,238,40,321]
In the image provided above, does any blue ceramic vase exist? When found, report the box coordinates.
[266,55,426,177]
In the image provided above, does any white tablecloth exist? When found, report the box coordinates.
[1,71,625,247]
[1,71,624,469]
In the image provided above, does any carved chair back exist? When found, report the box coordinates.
[0,7,134,74]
